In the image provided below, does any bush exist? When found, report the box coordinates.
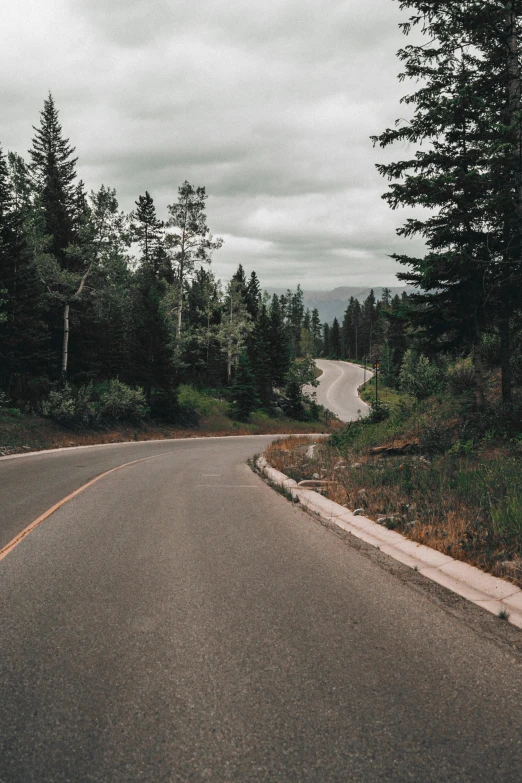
[97,380,148,424]
[42,383,98,429]
[419,421,454,454]
[399,349,442,400]
[367,399,391,423]
[446,357,476,396]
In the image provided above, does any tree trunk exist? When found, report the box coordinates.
[61,302,70,382]
[472,311,485,409]
[176,262,184,341]
[500,315,512,403]
[503,3,521,401]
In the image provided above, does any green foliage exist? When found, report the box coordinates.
[418,421,453,455]
[399,349,442,400]
[284,356,318,419]
[446,358,476,397]
[367,399,391,423]
[42,380,150,429]
[95,380,148,424]
[230,352,259,420]
[42,383,97,429]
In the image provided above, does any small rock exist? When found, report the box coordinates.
[353,508,364,516]
[312,473,320,479]
[357,489,367,495]
[22,445,31,450]
[406,520,418,529]
[351,463,361,468]
[306,445,316,459]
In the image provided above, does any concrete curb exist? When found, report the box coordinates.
[257,457,522,630]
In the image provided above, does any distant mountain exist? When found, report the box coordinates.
[266,286,415,324]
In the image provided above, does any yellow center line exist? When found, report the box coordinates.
[0,453,168,562]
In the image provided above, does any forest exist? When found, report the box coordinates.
[0,94,333,429]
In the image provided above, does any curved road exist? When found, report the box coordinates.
[313,359,371,421]
[2,436,522,781]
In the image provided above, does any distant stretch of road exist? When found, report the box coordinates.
[2,436,522,780]
[313,359,372,421]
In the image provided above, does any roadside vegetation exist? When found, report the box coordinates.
[0,385,339,456]
[265,357,522,588]
[263,3,522,590]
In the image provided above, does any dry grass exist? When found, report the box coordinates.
[265,435,522,589]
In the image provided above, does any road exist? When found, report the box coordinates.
[313,359,371,421]
[2,436,522,781]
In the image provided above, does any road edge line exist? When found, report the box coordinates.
[257,456,522,631]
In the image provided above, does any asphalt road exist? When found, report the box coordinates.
[313,359,371,421]
[2,436,522,781]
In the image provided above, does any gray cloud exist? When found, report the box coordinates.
[0,0,424,289]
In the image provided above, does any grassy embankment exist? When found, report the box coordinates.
[0,384,339,456]
[265,376,522,588]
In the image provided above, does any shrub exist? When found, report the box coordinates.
[399,349,442,400]
[419,421,454,454]
[97,380,148,424]
[446,357,476,396]
[367,399,391,423]
[42,382,98,429]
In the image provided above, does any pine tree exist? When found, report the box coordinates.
[166,182,222,341]
[248,303,272,407]
[373,1,522,405]
[245,270,261,319]
[330,317,342,359]
[230,351,259,420]
[131,192,169,281]
[29,93,78,268]
[231,263,247,290]
[268,294,290,385]
[322,323,330,357]
[311,308,322,356]
[342,297,361,359]
[128,266,175,406]
[0,146,50,396]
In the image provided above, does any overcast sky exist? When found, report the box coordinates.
[1,0,425,290]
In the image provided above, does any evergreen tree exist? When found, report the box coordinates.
[373,1,522,404]
[0,146,50,396]
[311,308,322,356]
[245,270,261,319]
[342,297,361,359]
[248,303,272,407]
[230,351,259,419]
[268,294,291,385]
[131,192,169,281]
[322,322,330,357]
[128,266,175,407]
[330,317,342,359]
[231,263,247,290]
[29,93,78,268]
[166,181,222,341]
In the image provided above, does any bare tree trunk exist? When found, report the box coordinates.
[62,302,70,382]
[500,315,512,403]
[227,296,233,384]
[503,2,521,402]
[176,261,184,341]
[473,310,485,409]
